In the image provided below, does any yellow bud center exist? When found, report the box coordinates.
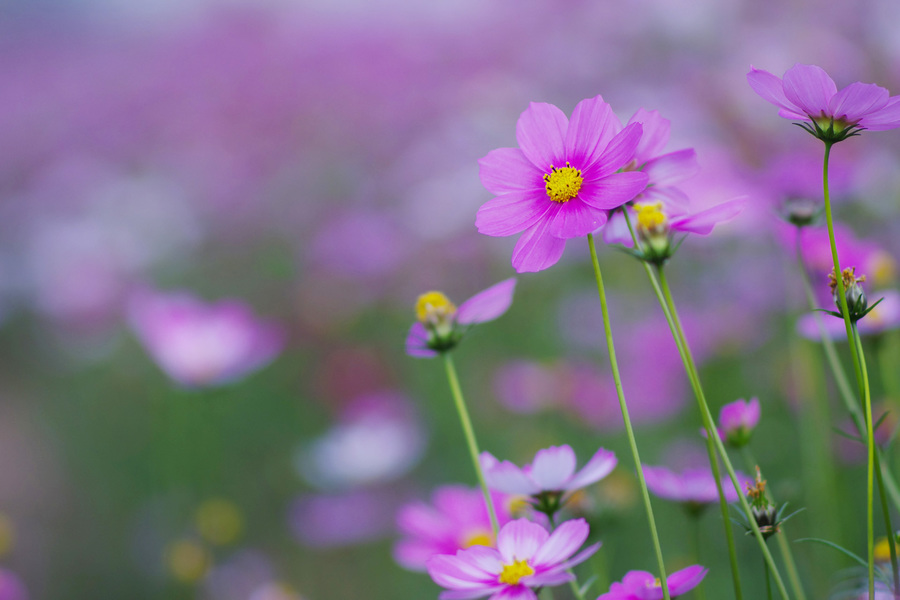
[633,201,667,230]
[499,559,535,585]
[415,291,457,323]
[462,530,493,548]
[875,537,896,562]
[543,163,583,203]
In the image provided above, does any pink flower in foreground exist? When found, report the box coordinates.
[481,445,617,496]
[748,64,900,142]
[718,397,760,448]
[394,485,512,572]
[643,465,751,512]
[128,289,285,387]
[476,95,649,272]
[406,279,516,358]
[426,518,599,600]
[598,565,708,600]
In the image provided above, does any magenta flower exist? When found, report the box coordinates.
[643,465,752,512]
[748,64,900,142]
[481,445,617,497]
[598,565,708,600]
[718,397,760,448]
[426,518,599,600]
[128,289,285,387]
[406,279,516,358]
[476,95,649,272]
[394,485,513,571]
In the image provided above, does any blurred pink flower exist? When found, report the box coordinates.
[598,565,707,600]
[643,465,751,510]
[718,397,760,448]
[481,445,617,496]
[291,488,403,548]
[128,289,285,387]
[0,570,27,600]
[798,290,900,341]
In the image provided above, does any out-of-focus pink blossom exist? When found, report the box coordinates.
[643,465,752,510]
[718,397,761,447]
[290,488,403,548]
[0,570,27,600]
[481,445,617,496]
[598,565,708,600]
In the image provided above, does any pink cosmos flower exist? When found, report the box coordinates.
[747,64,900,140]
[643,465,752,509]
[718,397,760,447]
[481,445,617,496]
[128,289,285,387]
[394,485,513,572]
[598,565,708,600]
[406,279,516,358]
[476,95,649,272]
[426,518,599,600]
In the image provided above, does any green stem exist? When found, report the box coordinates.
[623,208,744,600]
[568,570,586,600]
[691,515,707,600]
[874,451,900,597]
[765,557,774,600]
[657,266,791,600]
[586,233,671,600]
[442,353,500,535]
[851,325,877,600]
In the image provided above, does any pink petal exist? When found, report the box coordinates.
[459,545,505,575]
[497,519,549,564]
[626,108,670,165]
[442,587,506,600]
[578,172,649,211]
[667,565,708,596]
[828,82,889,123]
[796,312,845,341]
[566,447,617,491]
[428,554,496,590]
[457,279,517,325]
[511,219,567,273]
[670,196,745,235]
[525,571,575,587]
[782,63,837,117]
[643,149,699,187]
[564,95,621,171]
[515,102,568,172]
[488,587,539,600]
[860,96,900,131]
[747,66,804,117]
[479,148,546,195]
[590,122,643,179]
[545,200,608,239]
[476,191,555,238]
[601,211,635,247]
[482,455,540,495]
[531,518,589,568]
[552,542,601,572]
[530,445,577,490]
[406,322,438,358]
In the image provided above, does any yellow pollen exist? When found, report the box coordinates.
[462,530,493,548]
[633,201,667,230]
[499,559,535,585]
[415,291,457,323]
[651,578,662,588]
[543,163,583,203]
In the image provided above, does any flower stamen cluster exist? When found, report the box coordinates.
[828,267,872,322]
[544,163,583,203]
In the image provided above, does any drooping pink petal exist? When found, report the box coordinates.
[530,518,589,568]
[860,96,900,130]
[525,571,576,587]
[601,211,634,247]
[642,148,700,187]
[511,218,567,273]
[406,322,438,358]
[497,520,549,564]
[475,191,554,237]
[441,586,506,600]
[545,199,608,239]
[669,196,745,235]
[457,279,517,325]
[590,122,643,179]
[529,445,577,490]
[488,586,539,600]
[552,542,601,572]
[667,565,709,596]
[782,63,837,117]
[564,95,621,172]
[458,545,505,576]
[566,447,617,491]
[479,148,547,195]
[578,172,649,211]
[746,66,805,118]
[627,108,670,166]
[515,102,568,171]
[428,554,497,590]
[482,453,540,495]
[828,82,890,123]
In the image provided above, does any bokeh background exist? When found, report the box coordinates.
[2,0,900,597]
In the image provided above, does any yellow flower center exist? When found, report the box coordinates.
[633,201,667,230]
[462,530,493,548]
[650,577,662,588]
[869,250,897,285]
[543,163,583,203]
[875,537,896,562]
[499,559,535,585]
[415,291,457,323]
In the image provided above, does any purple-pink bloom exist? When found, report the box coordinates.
[747,64,900,137]
[598,565,708,600]
[718,397,760,447]
[128,289,285,387]
[476,95,649,273]
[394,485,513,572]
[481,445,617,496]
[406,279,516,358]
[643,465,752,509]
[426,518,599,600]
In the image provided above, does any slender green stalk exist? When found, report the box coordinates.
[623,208,744,600]
[568,571,586,600]
[765,557,774,600]
[442,353,499,535]
[657,267,791,600]
[851,325,877,599]
[690,515,707,600]
[874,451,900,597]
[586,233,671,600]
[821,140,874,599]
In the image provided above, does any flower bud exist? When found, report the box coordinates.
[829,267,868,321]
[632,201,672,263]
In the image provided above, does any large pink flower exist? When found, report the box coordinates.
[747,64,900,139]
[426,518,599,600]
[477,95,649,273]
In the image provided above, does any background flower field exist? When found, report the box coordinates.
[1,0,900,598]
